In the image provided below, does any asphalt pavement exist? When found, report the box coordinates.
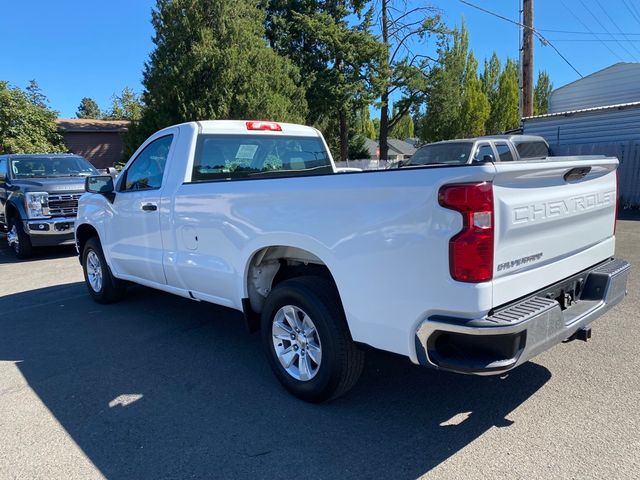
[0,221,638,479]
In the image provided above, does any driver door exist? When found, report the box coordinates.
[106,133,176,284]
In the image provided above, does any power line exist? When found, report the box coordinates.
[558,0,624,62]
[548,38,640,42]
[457,0,583,77]
[621,0,640,25]
[539,28,640,36]
[578,0,638,61]
[595,0,640,58]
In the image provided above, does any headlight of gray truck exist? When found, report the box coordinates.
[25,192,49,218]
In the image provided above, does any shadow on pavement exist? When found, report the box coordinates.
[0,233,77,264]
[0,283,551,479]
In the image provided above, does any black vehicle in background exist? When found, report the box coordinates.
[0,153,98,258]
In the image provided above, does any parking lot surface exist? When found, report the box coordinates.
[0,221,639,480]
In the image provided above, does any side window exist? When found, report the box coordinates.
[121,135,173,191]
[495,143,514,162]
[473,144,495,163]
[0,158,6,180]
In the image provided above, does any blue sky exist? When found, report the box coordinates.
[2,0,640,118]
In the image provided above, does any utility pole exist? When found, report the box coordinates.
[522,0,534,117]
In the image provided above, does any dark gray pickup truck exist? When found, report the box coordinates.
[0,153,99,258]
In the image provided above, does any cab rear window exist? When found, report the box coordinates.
[191,135,333,182]
[515,141,549,159]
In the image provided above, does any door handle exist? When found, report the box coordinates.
[141,203,158,212]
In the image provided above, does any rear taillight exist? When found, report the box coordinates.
[614,169,619,235]
[246,121,282,131]
[438,182,494,283]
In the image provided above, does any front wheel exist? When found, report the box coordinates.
[82,237,126,304]
[261,276,365,402]
[7,216,33,259]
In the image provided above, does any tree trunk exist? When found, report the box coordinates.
[378,0,390,161]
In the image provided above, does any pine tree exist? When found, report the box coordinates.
[130,0,307,153]
[76,97,102,119]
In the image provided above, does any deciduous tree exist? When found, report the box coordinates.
[0,80,65,154]
[534,70,553,115]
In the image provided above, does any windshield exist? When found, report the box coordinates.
[406,142,473,166]
[10,156,98,178]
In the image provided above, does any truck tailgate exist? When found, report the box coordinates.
[492,157,618,307]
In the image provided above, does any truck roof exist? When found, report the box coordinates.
[0,153,82,159]
[424,134,548,145]
[186,120,321,137]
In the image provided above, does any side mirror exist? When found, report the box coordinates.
[482,154,494,163]
[85,175,115,202]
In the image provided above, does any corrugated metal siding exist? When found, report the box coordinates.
[523,105,640,206]
[549,63,640,114]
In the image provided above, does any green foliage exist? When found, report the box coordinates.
[534,70,553,116]
[390,110,415,140]
[129,0,308,157]
[419,22,526,142]
[348,134,370,159]
[0,80,66,154]
[105,87,143,121]
[421,21,478,141]
[76,97,102,119]
[490,58,520,133]
[264,0,382,160]
[459,53,490,137]
[353,106,377,140]
[481,52,501,133]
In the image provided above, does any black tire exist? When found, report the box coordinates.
[261,276,365,402]
[7,216,33,259]
[82,237,126,304]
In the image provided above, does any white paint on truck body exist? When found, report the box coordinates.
[77,121,618,364]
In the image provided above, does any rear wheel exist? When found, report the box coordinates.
[7,216,33,259]
[82,237,126,304]
[261,276,365,402]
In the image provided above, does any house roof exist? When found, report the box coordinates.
[363,138,417,158]
[388,138,417,156]
[56,118,130,133]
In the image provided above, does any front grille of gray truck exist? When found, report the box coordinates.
[47,193,83,216]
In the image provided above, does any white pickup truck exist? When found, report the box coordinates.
[76,120,630,402]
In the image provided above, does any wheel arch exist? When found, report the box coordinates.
[76,223,100,257]
[243,244,344,321]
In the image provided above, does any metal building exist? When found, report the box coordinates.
[523,63,640,207]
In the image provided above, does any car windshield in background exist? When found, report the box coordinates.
[406,143,473,166]
[515,141,549,159]
[192,135,333,181]
[10,156,98,178]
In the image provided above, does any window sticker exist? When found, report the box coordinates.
[236,144,259,160]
